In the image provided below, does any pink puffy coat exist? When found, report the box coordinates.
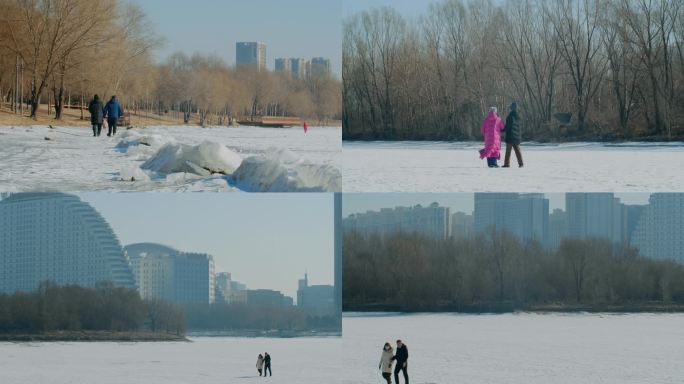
[479,111,505,159]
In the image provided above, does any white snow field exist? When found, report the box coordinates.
[343,141,684,192]
[0,125,340,192]
[343,313,684,384]
[0,336,341,384]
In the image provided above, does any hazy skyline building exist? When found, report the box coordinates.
[473,193,549,243]
[451,212,474,239]
[125,243,215,304]
[566,193,623,245]
[247,289,293,307]
[0,193,135,293]
[343,202,451,240]
[309,57,331,77]
[547,208,568,248]
[297,273,335,316]
[289,58,307,79]
[215,272,232,303]
[236,42,266,71]
[630,194,684,262]
[275,57,291,74]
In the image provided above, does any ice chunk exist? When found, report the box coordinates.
[165,172,201,184]
[119,165,150,182]
[116,130,175,154]
[232,155,341,192]
[141,141,242,176]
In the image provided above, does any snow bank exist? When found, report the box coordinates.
[232,149,341,192]
[142,141,242,176]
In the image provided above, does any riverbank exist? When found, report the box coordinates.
[0,330,189,342]
[344,302,684,313]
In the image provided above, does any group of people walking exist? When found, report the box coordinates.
[379,340,409,384]
[88,95,124,137]
[479,101,524,168]
[256,352,272,377]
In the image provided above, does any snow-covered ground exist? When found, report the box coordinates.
[343,141,684,192]
[0,125,340,192]
[343,312,684,384]
[0,336,341,384]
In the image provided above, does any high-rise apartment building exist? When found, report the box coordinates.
[473,193,549,243]
[630,194,684,262]
[125,243,215,304]
[289,58,307,79]
[0,193,135,293]
[451,212,474,239]
[275,58,291,74]
[309,57,331,77]
[236,42,266,72]
[343,202,451,240]
[566,193,623,244]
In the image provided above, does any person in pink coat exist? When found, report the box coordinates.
[479,107,505,168]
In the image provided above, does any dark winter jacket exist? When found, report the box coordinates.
[264,354,271,366]
[104,98,123,119]
[505,110,522,145]
[393,345,409,364]
[88,98,104,125]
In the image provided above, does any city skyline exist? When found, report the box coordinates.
[343,193,652,217]
[77,193,334,299]
[134,0,342,76]
[343,193,684,263]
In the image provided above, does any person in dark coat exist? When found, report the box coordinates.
[103,95,124,137]
[391,340,409,384]
[503,101,524,168]
[263,352,272,376]
[88,95,104,137]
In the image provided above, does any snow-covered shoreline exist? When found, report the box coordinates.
[0,125,341,192]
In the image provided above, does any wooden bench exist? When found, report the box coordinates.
[117,112,131,127]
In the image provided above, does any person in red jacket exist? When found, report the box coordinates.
[478,107,505,168]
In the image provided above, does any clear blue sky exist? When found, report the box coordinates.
[343,0,507,18]
[78,193,334,299]
[132,0,342,76]
[343,193,651,216]
[343,0,431,18]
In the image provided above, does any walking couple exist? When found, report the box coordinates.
[256,352,272,377]
[379,339,409,384]
[479,101,523,168]
[88,95,124,137]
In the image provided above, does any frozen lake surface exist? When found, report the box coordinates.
[0,125,341,192]
[343,312,684,384]
[343,141,684,192]
[0,336,341,384]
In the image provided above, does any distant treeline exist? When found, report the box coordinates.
[184,303,341,332]
[343,231,684,311]
[0,0,341,124]
[0,282,185,336]
[343,0,684,141]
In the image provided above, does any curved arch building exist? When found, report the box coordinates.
[0,193,135,293]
